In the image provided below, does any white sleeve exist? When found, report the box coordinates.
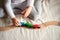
[27,0,34,7]
[5,0,15,18]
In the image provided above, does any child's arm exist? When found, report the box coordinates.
[5,0,20,26]
[5,0,15,18]
[21,0,34,18]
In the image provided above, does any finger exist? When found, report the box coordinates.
[23,12,30,18]
[17,21,20,26]
[23,8,32,18]
[21,10,25,14]
[15,23,19,27]
[22,14,28,18]
[21,9,27,14]
[16,21,20,26]
[13,21,19,27]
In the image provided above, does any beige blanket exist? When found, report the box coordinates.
[0,0,60,40]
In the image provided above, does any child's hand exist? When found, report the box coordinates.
[12,17,20,26]
[21,6,32,18]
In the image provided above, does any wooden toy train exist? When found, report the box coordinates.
[20,22,40,28]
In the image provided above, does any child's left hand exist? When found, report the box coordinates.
[21,6,32,18]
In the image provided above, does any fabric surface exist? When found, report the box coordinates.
[0,26,60,40]
[0,0,60,40]
[41,0,60,23]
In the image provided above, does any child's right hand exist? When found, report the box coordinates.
[21,6,32,18]
[12,17,20,27]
